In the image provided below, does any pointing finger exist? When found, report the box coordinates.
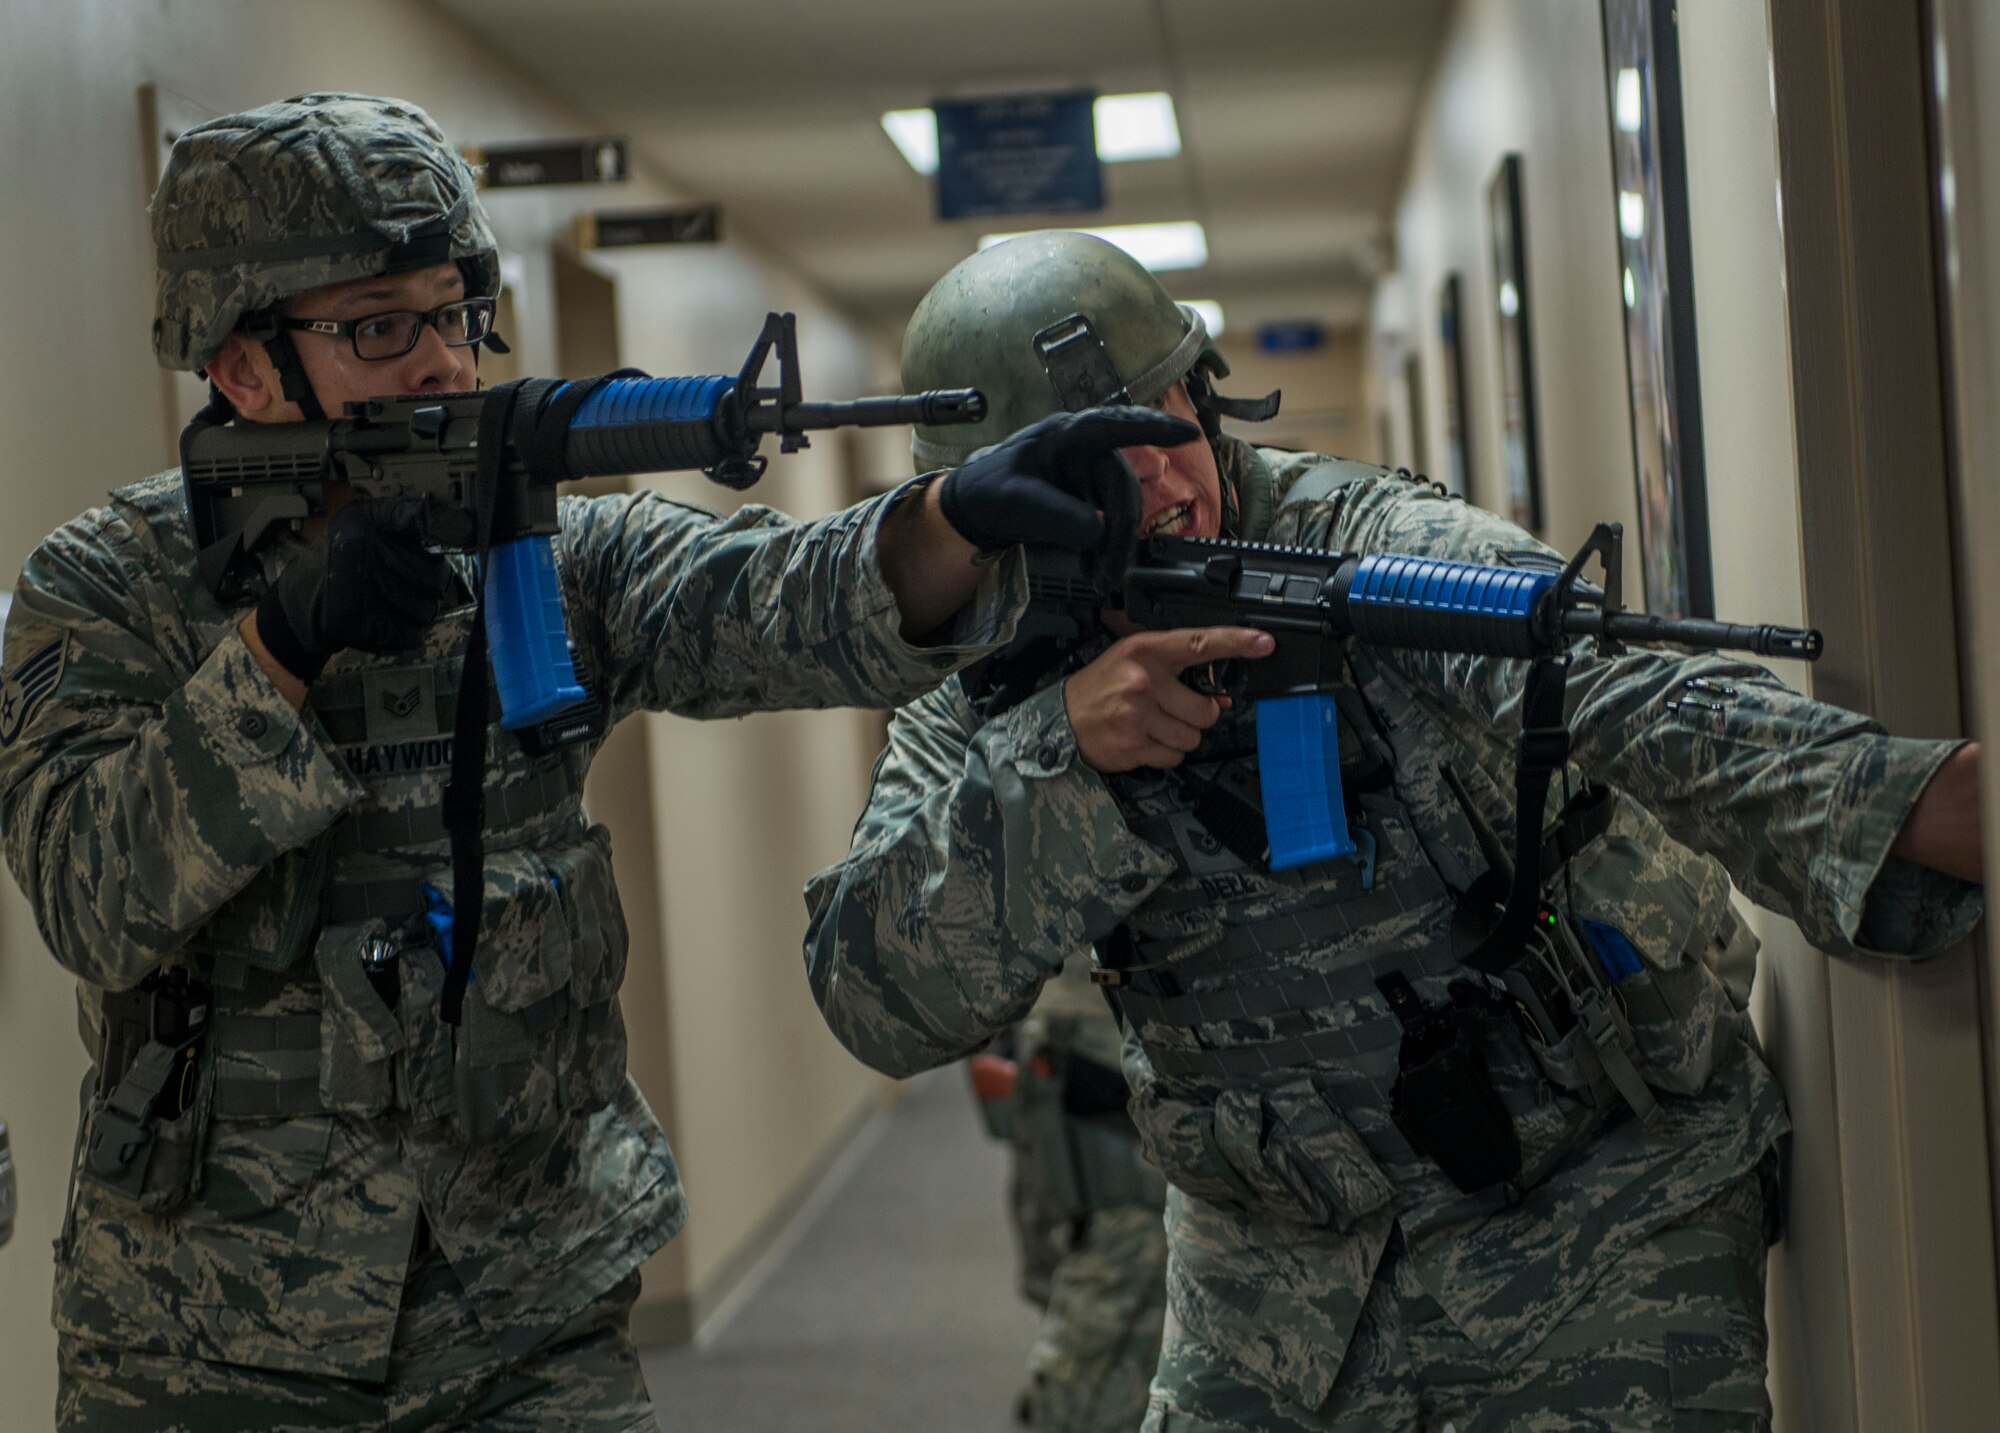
[1126,626,1275,673]
[1058,406,1203,455]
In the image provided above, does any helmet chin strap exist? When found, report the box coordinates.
[1218,447,1242,537]
[1185,363,1281,427]
[238,309,327,422]
[1181,366,1271,540]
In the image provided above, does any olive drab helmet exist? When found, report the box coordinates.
[900,230,1277,473]
[150,92,503,419]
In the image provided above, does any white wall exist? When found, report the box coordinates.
[0,0,894,1416]
[1213,328,1371,462]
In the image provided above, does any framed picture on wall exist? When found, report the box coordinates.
[1403,352,1428,477]
[1600,0,1714,617]
[1438,274,1472,497]
[1487,154,1544,532]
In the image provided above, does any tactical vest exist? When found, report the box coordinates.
[80,588,633,1211]
[1096,574,1757,1236]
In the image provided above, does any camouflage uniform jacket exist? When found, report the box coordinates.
[0,468,1018,1381]
[804,439,1983,1408]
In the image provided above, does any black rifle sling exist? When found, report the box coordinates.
[1465,654,1570,977]
[439,378,525,1025]
[439,373,637,1025]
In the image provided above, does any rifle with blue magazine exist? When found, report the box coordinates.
[182,311,985,741]
[180,311,985,1025]
[990,512,1823,1184]
[990,517,1820,874]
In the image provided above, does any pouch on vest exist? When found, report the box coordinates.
[1379,972,1521,1193]
[79,970,217,1213]
[314,918,405,1118]
[441,827,630,1144]
[1553,797,1748,1097]
[449,844,573,1146]
[544,824,630,1117]
[1129,1072,1395,1230]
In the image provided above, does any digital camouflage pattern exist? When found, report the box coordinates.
[56,1260,653,1432]
[1028,1203,1169,1433]
[1008,959,1167,1433]
[150,94,500,372]
[0,467,1018,1393]
[1142,1171,1772,1430]
[803,438,1983,1425]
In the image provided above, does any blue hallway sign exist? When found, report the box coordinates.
[1256,320,1327,354]
[935,91,1102,221]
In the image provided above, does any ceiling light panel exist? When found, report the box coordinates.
[1093,92,1180,162]
[881,108,939,175]
[882,92,1181,174]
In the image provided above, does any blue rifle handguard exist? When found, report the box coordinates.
[563,375,737,476]
[1345,554,1558,657]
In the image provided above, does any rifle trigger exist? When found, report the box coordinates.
[1186,659,1244,699]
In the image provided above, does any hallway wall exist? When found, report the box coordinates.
[1377,0,1640,556]
[0,0,893,1416]
[1376,3,1887,1429]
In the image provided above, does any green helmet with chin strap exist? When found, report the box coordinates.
[900,230,1277,473]
[150,92,503,418]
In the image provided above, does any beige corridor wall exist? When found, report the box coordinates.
[1673,8,1847,1431]
[1377,2,1867,1429]
[588,243,895,1320]
[1381,0,1640,558]
[0,0,891,1419]
[1213,328,1372,463]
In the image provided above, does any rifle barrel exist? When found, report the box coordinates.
[750,389,987,433]
[1564,608,1824,660]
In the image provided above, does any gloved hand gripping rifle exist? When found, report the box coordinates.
[181,311,985,1022]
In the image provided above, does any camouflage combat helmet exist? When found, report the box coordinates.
[901,230,1275,471]
[151,92,501,415]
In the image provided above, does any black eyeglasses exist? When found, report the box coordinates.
[283,297,497,360]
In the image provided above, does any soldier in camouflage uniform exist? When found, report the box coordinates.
[0,100,1192,1431]
[1005,957,1168,1433]
[803,232,1987,1431]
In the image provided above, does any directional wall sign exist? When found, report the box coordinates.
[576,205,722,250]
[468,137,629,188]
[935,91,1102,221]
[1256,320,1327,354]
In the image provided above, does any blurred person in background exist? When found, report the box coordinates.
[972,955,1169,1433]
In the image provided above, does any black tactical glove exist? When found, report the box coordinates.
[255,498,451,682]
[938,407,1202,554]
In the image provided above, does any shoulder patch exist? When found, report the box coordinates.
[0,634,69,747]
